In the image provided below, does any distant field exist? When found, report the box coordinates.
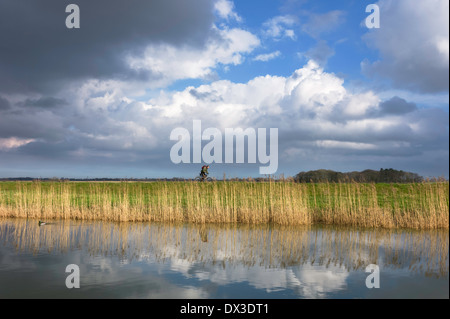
[0,180,448,229]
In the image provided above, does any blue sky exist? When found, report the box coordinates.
[0,0,448,179]
[167,0,379,90]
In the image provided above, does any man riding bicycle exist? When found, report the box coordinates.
[200,165,209,178]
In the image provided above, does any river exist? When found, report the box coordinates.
[0,218,448,299]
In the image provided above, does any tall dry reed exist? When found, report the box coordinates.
[0,180,448,229]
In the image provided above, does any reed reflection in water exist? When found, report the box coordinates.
[1,218,448,279]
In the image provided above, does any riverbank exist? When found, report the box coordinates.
[0,181,448,229]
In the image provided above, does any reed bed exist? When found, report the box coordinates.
[0,180,448,229]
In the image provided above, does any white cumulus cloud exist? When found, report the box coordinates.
[127,26,260,88]
[214,0,242,21]
[253,51,282,62]
[262,15,297,40]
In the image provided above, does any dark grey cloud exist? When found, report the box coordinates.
[18,97,68,109]
[379,96,418,115]
[16,140,78,159]
[0,96,10,110]
[189,88,224,102]
[362,58,449,94]
[0,106,65,141]
[362,0,449,93]
[303,40,335,66]
[276,108,447,154]
[0,0,214,94]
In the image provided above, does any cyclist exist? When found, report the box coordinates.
[200,165,210,179]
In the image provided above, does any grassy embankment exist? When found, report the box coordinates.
[0,180,448,229]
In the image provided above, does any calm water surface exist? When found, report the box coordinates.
[0,218,448,299]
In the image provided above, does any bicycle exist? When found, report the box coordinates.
[194,174,215,182]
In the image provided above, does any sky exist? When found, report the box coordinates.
[0,0,448,179]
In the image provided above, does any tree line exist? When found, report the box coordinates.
[294,168,424,183]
